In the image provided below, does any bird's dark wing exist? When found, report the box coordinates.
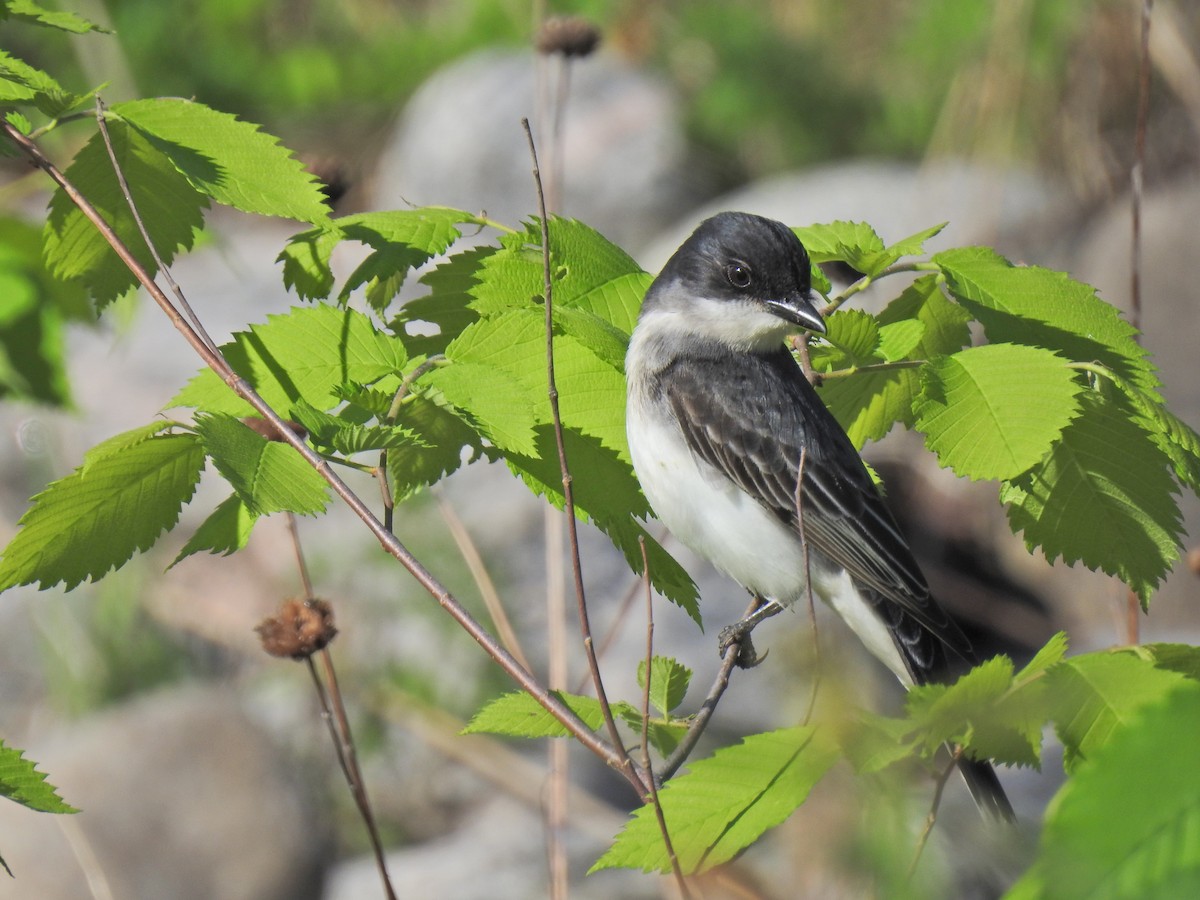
[660,348,972,677]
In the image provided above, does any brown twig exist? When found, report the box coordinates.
[1125,0,1154,646]
[0,118,643,795]
[521,116,645,795]
[284,513,396,899]
[908,749,960,880]
[94,96,221,357]
[658,594,760,782]
[639,538,691,897]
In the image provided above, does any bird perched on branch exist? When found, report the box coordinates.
[624,211,1014,821]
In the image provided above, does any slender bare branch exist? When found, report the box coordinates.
[908,749,960,880]
[521,116,646,795]
[639,538,691,897]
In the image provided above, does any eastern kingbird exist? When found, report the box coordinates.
[625,211,1014,822]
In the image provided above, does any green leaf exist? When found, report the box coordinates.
[82,421,177,470]
[591,726,838,874]
[820,308,880,363]
[171,494,257,566]
[195,414,329,516]
[462,689,617,738]
[420,361,539,456]
[445,308,629,461]
[1108,374,1200,494]
[170,304,406,414]
[813,276,970,447]
[916,344,1082,480]
[44,120,208,307]
[0,740,76,814]
[279,207,480,303]
[1001,391,1183,605]
[3,0,107,33]
[1043,649,1188,773]
[112,99,330,224]
[884,222,947,259]
[936,246,1157,392]
[386,392,485,501]
[0,433,205,591]
[0,49,82,116]
[1031,682,1200,899]
[875,319,925,362]
[793,221,888,274]
[504,425,699,620]
[637,656,693,716]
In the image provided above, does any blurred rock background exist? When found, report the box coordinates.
[0,1,1198,897]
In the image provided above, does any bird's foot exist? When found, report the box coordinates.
[718,600,783,669]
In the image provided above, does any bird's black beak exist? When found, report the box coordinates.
[764,294,826,335]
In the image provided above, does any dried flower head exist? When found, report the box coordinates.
[257,598,337,660]
[535,16,601,58]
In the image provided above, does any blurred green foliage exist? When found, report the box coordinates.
[1,0,1116,176]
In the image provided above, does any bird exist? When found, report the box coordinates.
[624,211,1014,822]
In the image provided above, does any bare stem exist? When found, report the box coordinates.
[0,118,643,795]
[639,538,691,897]
[908,750,959,880]
[658,595,760,782]
[522,116,645,795]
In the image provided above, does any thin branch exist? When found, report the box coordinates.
[434,487,533,672]
[94,96,221,357]
[639,538,691,898]
[908,750,960,880]
[814,359,926,381]
[284,513,395,898]
[658,594,760,782]
[307,652,397,900]
[0,119,644,795]
[522,116,645,795]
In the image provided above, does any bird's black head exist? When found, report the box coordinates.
[644,212,826,350]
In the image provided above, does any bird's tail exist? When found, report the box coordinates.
[957,756,1016,824]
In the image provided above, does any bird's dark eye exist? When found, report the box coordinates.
[725,263,752,289]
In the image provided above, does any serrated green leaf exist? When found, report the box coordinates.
[792,221,888,275]
[279,207,479,303]
[44,120,208,307]
[112,99,329,224]
[936,246,1157,392]
[195,413,329,516]
[288,398,427,456]
[884,222,947,259]
[1141,643,1200,682]
[0,740,76,814]
[171,493,257,566]
[387,392,485,501]
[462,689,613,737]
[876,319,925,361]
[1031,682,1200,899]
[1110,375,1200,494]
[0,433,205,591]
[906,656,1014,752]
[836,712,919,775]
[1043,650,1188,773]
[82,421,177,471]
[420,361,538,456]
[1001,391,1182,605]
[0,49,81,115]
[170,304,406,414]
[3,0,107,33]
[813,276,970,447]
[4,111,31,134]
[820,309,880,363]
[916,344,1082,480]
[591,726,838,874]
[637,656,693,716]
[1016,631,1069,681]
[615,705,691,757]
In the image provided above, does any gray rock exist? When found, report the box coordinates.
[0,686,331,900]
[374,49,695,245]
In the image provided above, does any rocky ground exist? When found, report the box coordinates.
[1,47,1197,899]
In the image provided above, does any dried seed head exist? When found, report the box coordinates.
[535,16,601,58]
[257,598,337,660]
[241,417,308,442]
